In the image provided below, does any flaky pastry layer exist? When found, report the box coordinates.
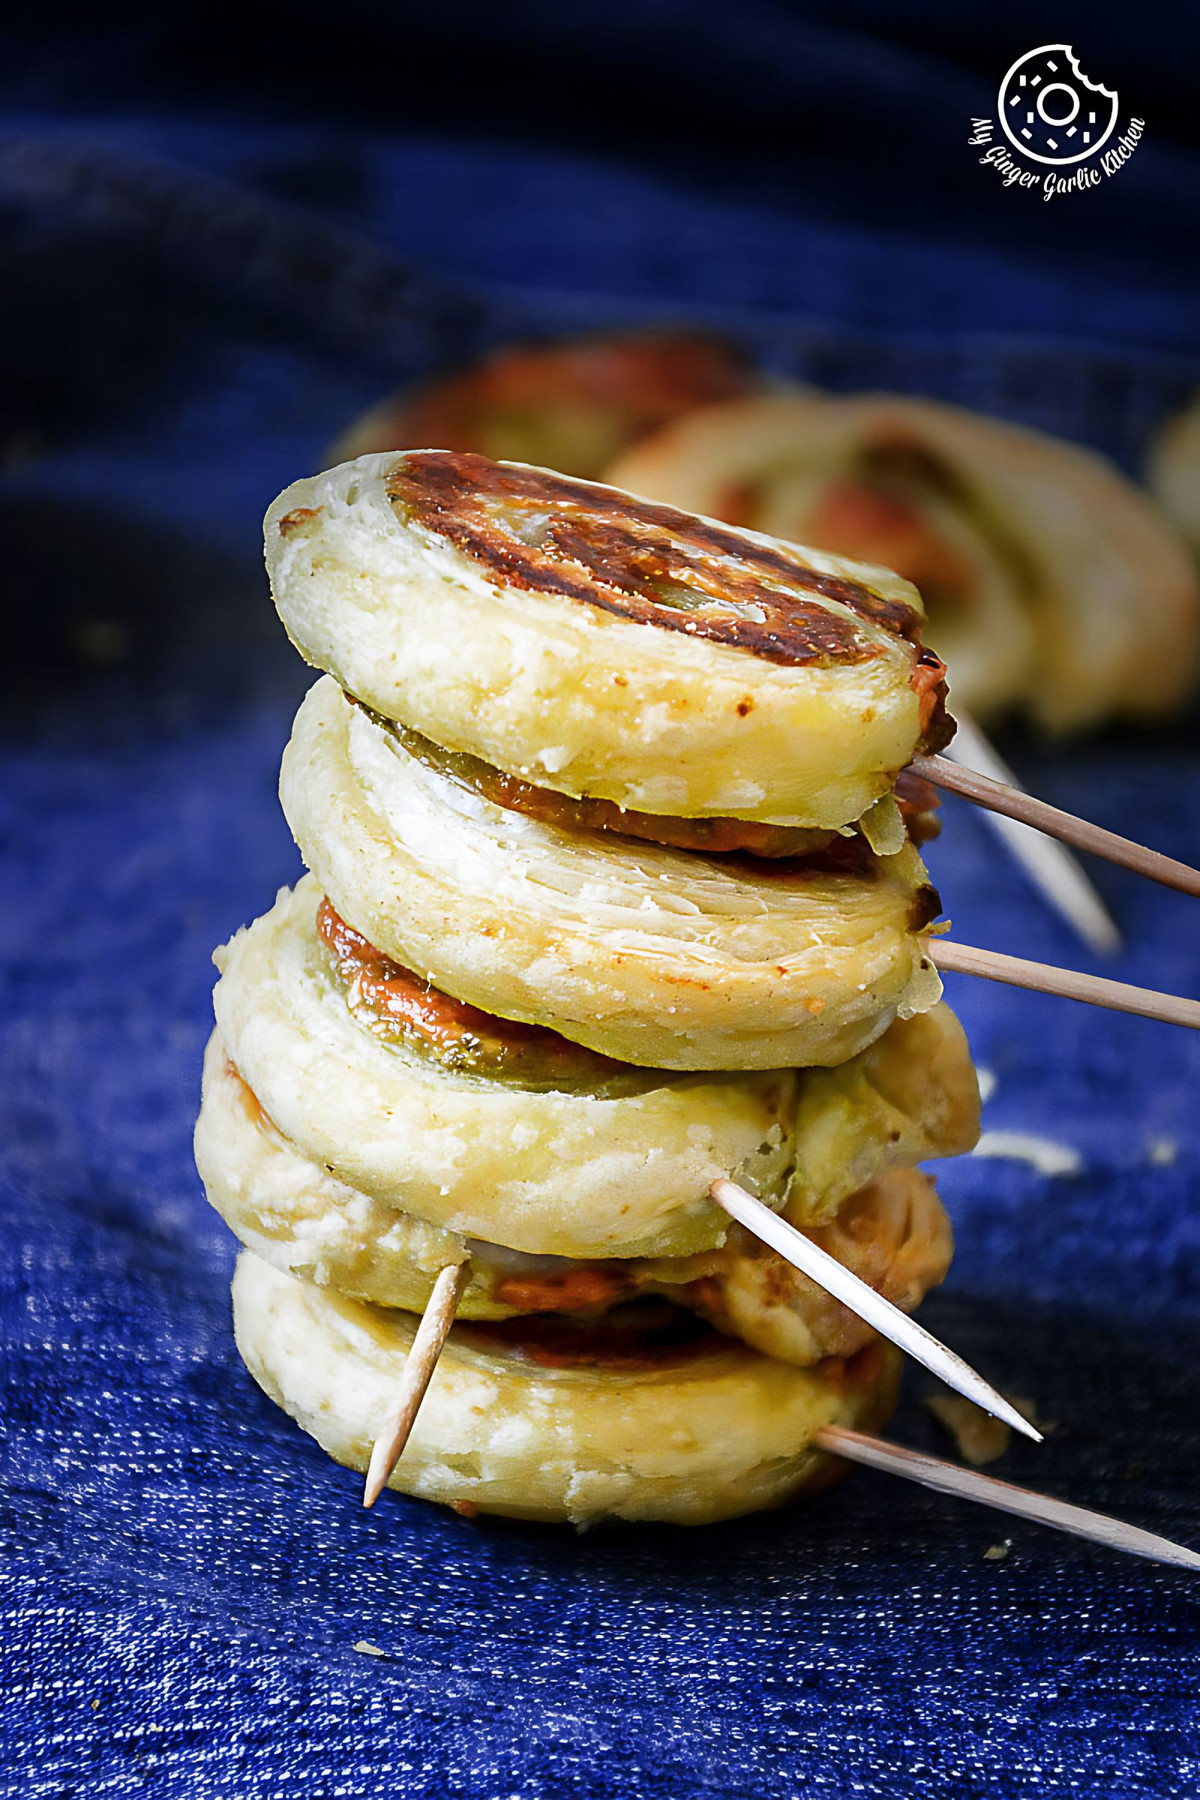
[280,678,944,1070]
[232,1252,901,1526]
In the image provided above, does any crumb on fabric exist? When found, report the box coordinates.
[971,1130,1081,1178]
[925,1393,1039,1466]
[353,1640,386,1657]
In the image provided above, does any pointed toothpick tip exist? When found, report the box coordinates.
[361,1260,469,1509]
[817,1426,1200,1573]
[709,1178,1039,1442]
[362,1447,390,1511]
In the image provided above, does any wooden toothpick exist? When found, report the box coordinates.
[937,712,1122,956]
[914,751,1200,901]
[817,1427,1200,1571]
[928,939,1200,1030]
[710,1178,1040,1443]
[363,1261,469,1508]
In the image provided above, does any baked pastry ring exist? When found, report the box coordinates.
[264,450,950,830]
[279,678,944,1071]
[609,391,1199,734]
[232,1251,901,1526]
[206,883,976,1262]
[197,1038,963,1360]
[330,328,758,479]
[196,1030,714,1312]
[211,877,798,1260]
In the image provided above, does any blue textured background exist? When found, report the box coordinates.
[3,11,1200,1794]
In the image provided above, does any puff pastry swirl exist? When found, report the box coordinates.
[265,451,949,828]
[279,678,944,1071]
[233,1251,901,1526]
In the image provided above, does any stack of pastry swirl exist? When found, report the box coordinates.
[195,450,982,1528]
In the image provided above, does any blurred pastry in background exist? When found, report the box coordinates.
[609,391,1200,734]
[1148,395,1200,556]
[332,328,760,478]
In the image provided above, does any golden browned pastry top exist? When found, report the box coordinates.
[385,450,939,671]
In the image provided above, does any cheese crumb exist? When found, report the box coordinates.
[972,1131,1081,1178]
